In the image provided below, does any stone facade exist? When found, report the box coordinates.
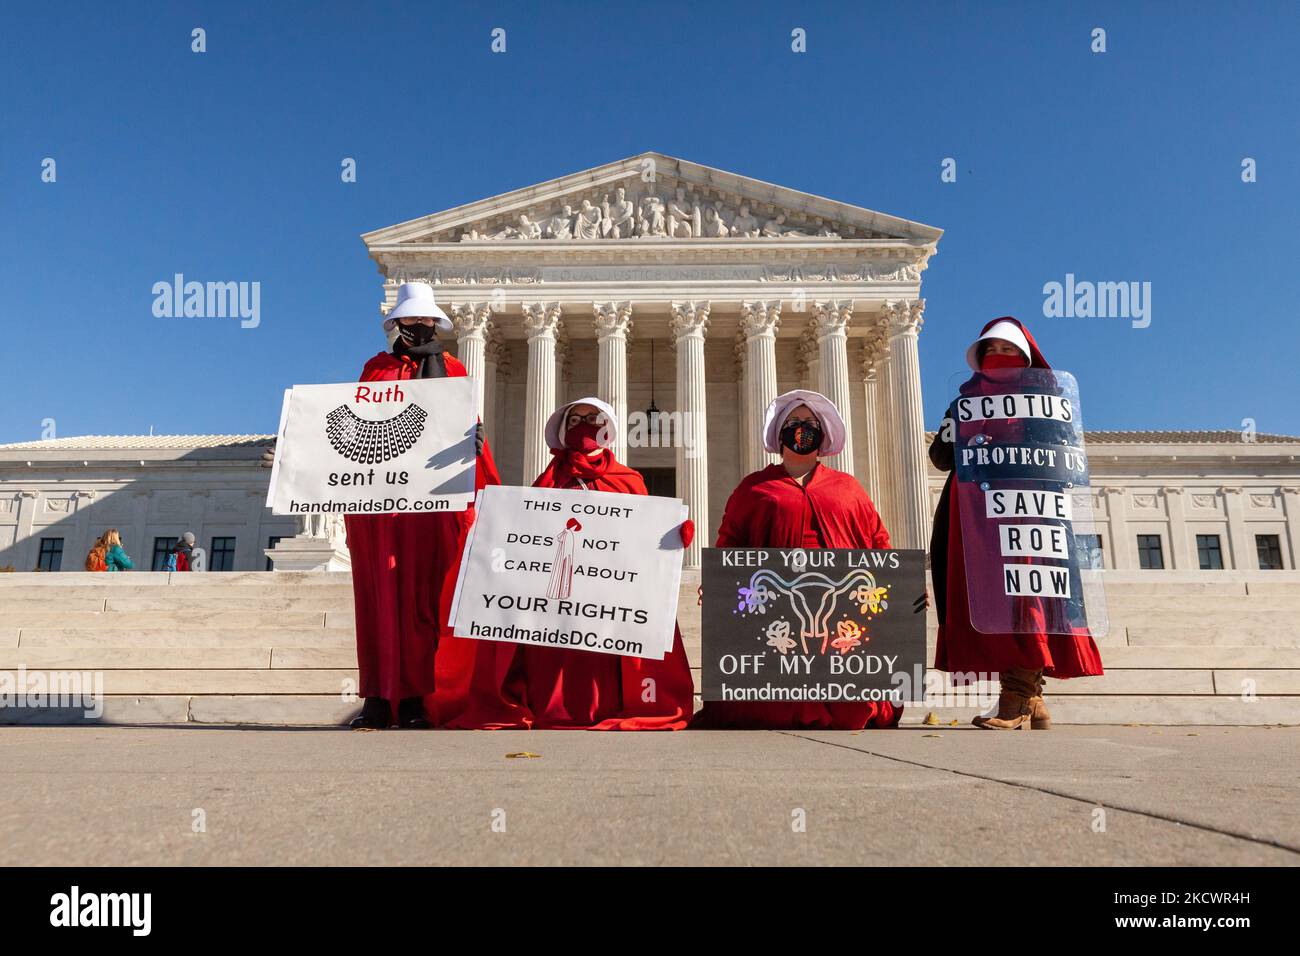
[363,152,941,563]
[0,435,304,573]
[1,431,1296,573]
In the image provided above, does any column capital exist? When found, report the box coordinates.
[860,336,890,380]
[451,302,493,339]
[1161,485,1186,495]
[1221,486,1244,495]
[593,301,633,341]
[811,300,852,338]
[522,302,562,341]
[883,298,925,336]
[670,301,710,340]
[739,300,781,339]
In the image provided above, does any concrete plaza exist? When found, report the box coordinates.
[1,725,1296,866]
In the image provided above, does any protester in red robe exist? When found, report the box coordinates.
[693,390,903,731]
[344,282,501,729]
[929,317,1103,729]
[430,397,696,730]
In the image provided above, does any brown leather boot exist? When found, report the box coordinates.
[1028,671,1051,729]
[972,668,1038,730]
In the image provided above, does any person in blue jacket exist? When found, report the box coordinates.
[102,529,133,572]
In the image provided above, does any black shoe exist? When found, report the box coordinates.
[349,697,392,730]
[397,696,430,729]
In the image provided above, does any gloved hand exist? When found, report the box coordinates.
[260,438,276,468]
[475,422,485,456]
[679,519,695,548]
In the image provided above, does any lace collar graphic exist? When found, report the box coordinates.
[326,403,428,464]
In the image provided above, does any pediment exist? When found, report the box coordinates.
[362,152,942,248]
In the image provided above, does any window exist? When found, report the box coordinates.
[1076,534,1104,570]
[1256,534,1284,570]
[37,538,63,572]
[1137,534,1164,570]
[1196,534,1224,570]
[152,537,176,571]
[210,537,237,572]
[638,467,676,498]
[265,535,284,572]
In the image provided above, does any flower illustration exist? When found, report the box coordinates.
[738,582,775,615]
[764,619,797,655]
[830,618,866,654]
[851,584,889,615]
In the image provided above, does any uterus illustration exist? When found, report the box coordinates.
[736,568,889,656]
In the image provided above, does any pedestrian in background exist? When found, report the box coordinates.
[102,530,134,572]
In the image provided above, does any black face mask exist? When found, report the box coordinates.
[397,322,438,347]
[780,420,823,455]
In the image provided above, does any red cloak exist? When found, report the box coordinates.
[692,463,904,730]
[929,318,1104,679]
[343,351,500,706]
[430,448,696,730]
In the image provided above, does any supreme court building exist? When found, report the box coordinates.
[362,152,940,566]
[3,153,1297,577]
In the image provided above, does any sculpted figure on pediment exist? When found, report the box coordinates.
[547,204,574,239]
[667,186,699,238]
[637,194,667,236]
[762,213,807,237]
[702,201,731,238]
[603,186,636,238]
[575,200,604,239]
[731,203,760,237]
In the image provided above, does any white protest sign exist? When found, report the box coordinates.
[267,378,477,516]
[450,485,688,660]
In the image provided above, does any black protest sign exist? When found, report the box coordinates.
[700,548,927,705]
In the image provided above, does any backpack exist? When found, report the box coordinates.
[86,546,107,572]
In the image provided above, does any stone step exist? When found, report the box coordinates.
[1126,625,1298,646]
[0,571,352,588]
[5,610,336,629]
[16,627,353,648]
[73,669,358,695]
[0,647,273,669]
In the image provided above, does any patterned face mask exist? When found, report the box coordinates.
[780,419,823,455]
[398,321,438,347]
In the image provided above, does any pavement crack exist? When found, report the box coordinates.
[778,731,1300,857]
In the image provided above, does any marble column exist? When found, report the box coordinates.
[593,302,633,461]
[522,303,562,482]
[1279,487,1300,570]
[483,333,504,445]
[874,313,899,536]
[734,333,750,472]
[884,299,931,550]
[451,302,493,418]
[740,300,781,474]
[811,301,855,476]
[1101,487,1132,569]
[858,336,888,502]
[671,301,710,569]
[1161,486,1194,569]
[1222,486,1251,570]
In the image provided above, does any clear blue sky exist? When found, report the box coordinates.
[2,1,1297,440]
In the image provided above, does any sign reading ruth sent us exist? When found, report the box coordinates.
[700,548,928,704]
[266,378,478,516]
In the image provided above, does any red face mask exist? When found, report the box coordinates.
[564,422,603,453]
[980,352,1029,371]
